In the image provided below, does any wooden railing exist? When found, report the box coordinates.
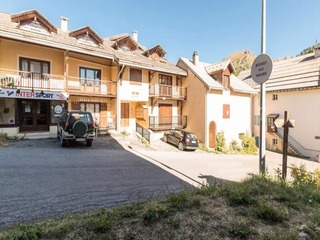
[67,76,117,97]
[0,69,65,91]
[149,116,187,130]
[0,68,117,96]
[149,84,187,100]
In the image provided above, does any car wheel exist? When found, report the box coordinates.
[61,138,67,147]
[178,142,184,151]
[163,135,168,143]
[86,140,93,147]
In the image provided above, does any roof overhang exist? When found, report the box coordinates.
[117,57,187,76]
[0,30,114,61]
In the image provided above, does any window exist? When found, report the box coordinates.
[272,138,278,145]
[254,115,260,125]
[223,104,230,119]
[19,57,50,80]
[159,74,172,85]
[79,67,101,86]
[272,94,278,100]
[130,68,142,83]
[222,75,230,89]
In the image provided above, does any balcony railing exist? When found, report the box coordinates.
[0,69,65,91]
[0,68,117,97]
[67,76,117,97]
[149,116,187,130]
[149,84,186,100]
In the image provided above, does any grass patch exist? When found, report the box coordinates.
[1,175,320,239]
[0,133,20,147]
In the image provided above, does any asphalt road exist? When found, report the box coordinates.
[0,136,189,228]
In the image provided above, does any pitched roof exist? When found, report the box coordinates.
[0,10,113,59]
[178,57,224,90]
[143,45,166,58]
[239,53,320,92]
[230,75,256,94]
[179,57,255,93]
[11,9,57,33]
[69,26,103,45]
[106,34,186,76]
[205,59,235,74]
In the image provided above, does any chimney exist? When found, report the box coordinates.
[132,30,138,42]
[193,51,199,66]
[60,16,68,32]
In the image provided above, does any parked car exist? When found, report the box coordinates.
[163,129,199,151]
[57,110,95,147]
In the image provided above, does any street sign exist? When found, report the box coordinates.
[274,119,295,128]
[251,53,273,84]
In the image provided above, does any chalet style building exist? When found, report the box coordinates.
[0,9,187,137]
[178,52,256,148]
[239,51,320,159]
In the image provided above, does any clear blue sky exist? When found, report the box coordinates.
[2,0,320,64]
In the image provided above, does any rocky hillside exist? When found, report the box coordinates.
[226,50,256,76]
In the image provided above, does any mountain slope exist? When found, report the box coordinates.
[227,50,256,76]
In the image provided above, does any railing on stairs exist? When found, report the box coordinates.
[136,122,151,144]
[275,128,316,158]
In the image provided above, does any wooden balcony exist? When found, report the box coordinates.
[149,84,186,100]
[0,68,65,91]
[67,76,117,97]
[0,68,117,97]
[149,116,187,130]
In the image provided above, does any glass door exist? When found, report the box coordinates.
[20,100,49,131]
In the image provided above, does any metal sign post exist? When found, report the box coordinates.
[251,0,273,174]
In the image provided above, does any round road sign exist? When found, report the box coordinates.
[251,53,273,84]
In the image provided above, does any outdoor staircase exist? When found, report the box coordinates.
[274,129,307,158]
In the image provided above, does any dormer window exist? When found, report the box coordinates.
[143,45,166,59]
[69,26,103,47]
[112,36,138,51]
[20,19,51,35]
[11,10,57,35]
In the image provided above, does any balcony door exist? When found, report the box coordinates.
[19,100,50,132]
[159,103,172,127]
[19,57,50,89]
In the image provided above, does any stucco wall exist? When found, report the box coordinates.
[0,39,64,74]
[207,91,252,146]
[268,89,320,152]
[67,57,112,80]
[180,66,206,144]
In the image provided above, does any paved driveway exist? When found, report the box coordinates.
[116,134,320,186]
[0,136,189,228]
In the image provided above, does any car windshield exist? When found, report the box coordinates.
[186,133,197,139]
[70,113,92,123]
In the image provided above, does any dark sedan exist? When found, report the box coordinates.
[163,129,199,151]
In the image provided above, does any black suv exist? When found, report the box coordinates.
[57,110,95,147]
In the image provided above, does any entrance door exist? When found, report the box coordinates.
[159,104,172,127]
[20,100,50,131]
[209,121,217,148]
[121,103,130,127]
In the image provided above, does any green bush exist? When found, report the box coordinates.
[229,139,242,152]
[215,131,227,152]
[241,133,257,154]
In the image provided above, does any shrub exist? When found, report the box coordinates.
[253,203,287,223]
[229,139,242,152]
[241,133,257,154]
[291,164,317,188]
[215,131,227,152]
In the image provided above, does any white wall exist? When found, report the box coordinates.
[206,90,252,146]
[118,80,149,102]
[267,89,320,153]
